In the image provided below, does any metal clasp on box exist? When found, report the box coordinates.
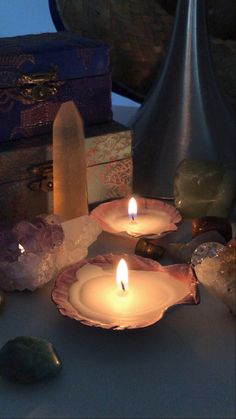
[28,161,53,192]
[17,70,63,102]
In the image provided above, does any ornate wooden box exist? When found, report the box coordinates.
[0,121,132,222]
[0,32,112,142]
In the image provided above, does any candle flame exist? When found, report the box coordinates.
[18,243,25,254]
[116,258,128,292]
[128,197,137,221]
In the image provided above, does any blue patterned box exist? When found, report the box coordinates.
[0,32,112,142]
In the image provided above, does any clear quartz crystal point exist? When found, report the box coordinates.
[193,246,236,315]
[56,215,102,270]
[191,242,226,267]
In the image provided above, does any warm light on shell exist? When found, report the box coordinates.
[91,197,182,239]
[52,253,200,330]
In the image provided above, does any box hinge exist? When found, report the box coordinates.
[27,161,53,192]
[16,70,63,102]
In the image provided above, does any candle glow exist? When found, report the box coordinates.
[128,197,137,221]
[91,197,181,239]
[116,258,128,292]
[68,259,192,329]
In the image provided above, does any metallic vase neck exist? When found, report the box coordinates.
[132,0,235,199]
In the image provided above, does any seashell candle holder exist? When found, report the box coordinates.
[91,197,181,239]
[52,253,199,330]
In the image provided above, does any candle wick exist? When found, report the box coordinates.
[129,214,136,224]
[121,281,126,292]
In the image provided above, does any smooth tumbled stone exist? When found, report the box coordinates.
[228,238,236,248]
[0,337,62,383]
[174,159,236,219]
[192,216,232,242]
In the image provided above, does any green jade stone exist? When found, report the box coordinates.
[0,336,62,383]
[174,159,236,219]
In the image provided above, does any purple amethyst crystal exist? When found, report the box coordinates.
[12,215,64,254]
[0,230,20,263]
[0,214,64,292]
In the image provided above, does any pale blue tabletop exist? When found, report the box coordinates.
[0,219,235,419]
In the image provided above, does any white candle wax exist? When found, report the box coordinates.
[69,264,189,328]
[106,208,171,236]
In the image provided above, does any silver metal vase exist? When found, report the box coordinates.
[132,0,235,199]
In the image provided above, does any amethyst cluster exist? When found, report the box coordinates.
[13,215,64,254]
[0,215,64,263]
[0,229,20,264]
[0,215,64,292]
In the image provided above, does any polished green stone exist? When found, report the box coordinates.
[0,336,62,383]
[174,159,236,219]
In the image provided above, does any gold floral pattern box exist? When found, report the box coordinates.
[0,121,133,222]
[0,32,112,142]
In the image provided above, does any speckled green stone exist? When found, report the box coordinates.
[0,336,62,383]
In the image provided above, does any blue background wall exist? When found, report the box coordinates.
[0,0,55,37]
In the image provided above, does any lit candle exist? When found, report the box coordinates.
[68,258,191,329]
[128,197,137,222]
[116,197,172,237]
[116,258,128,293]
[91,197,181,238]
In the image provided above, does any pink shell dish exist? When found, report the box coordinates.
[52,254,199,330]
[90,197,182,238]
